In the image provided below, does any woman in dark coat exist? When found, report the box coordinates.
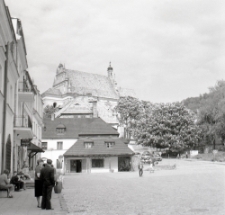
[34,159,44,207]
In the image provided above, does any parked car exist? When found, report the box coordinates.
[140,151,162,164]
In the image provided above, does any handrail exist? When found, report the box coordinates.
[14,115,32,128]
[18,81,35,93]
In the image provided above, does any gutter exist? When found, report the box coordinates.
[1,43,9,172]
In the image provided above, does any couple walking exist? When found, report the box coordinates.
[35,159,55,210]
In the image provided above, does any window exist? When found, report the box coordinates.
[57,142,63,150]
[105,142,115,148]
[92,159,104,168]
[56,124,66,134]
[42,142,47,150]
[84,142,93,149]
[56,128,66,133]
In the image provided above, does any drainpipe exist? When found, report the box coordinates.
[1,43,9,173]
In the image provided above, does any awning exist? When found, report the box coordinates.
[27,142,45,153]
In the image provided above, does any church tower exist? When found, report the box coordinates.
[107,62,114,79]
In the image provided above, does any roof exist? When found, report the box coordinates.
[42,117,119,140]
[64,138,134,157]
[27,143,45,153]
[65,69,119,99]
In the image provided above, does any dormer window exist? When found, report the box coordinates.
[84,142,93,149]
[105,142,115,148]
[56,124,66,134]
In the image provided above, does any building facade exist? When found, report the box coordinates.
[42,63,135,126]
[41,117,133,173]
[0,0,19,173]
[0,1,44,173]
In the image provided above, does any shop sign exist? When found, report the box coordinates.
[21,139,32,147]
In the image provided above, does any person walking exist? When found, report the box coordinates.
[35,159,44,208]
[138,160,144,177]
[40,159,55,210]
[0,169,14,198]
[149,158,154,173]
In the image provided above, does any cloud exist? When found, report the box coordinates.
[5,0,225,103]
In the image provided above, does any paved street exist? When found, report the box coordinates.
[62,159,225,215]
[0,187,67,215]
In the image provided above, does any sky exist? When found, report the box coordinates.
[5,0,225,103]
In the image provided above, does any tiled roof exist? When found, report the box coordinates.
[79,118,119,136]
[64,138,134,157]
[66,69,119,99]
[42,117,119,140]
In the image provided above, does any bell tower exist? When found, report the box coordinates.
[107,62,113,79]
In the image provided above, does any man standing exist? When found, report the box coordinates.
[40,159,55,210]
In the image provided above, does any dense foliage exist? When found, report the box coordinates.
[43,104,59,118]
[135,103,202,152]
[115,97,202,153]
[196,80,225,148]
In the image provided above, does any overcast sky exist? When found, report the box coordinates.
[5,0,225,103]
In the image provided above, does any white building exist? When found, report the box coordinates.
[0,1,44,173]
[41,117,133,173]
[0,1,19,173]
[42,63,135,125]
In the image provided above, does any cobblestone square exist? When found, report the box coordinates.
[62,159,225,215]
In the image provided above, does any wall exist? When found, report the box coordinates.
[64,156,118,173]
[41,139,77,169]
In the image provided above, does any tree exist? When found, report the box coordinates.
[134,103,202,153]
[197,80,225,148]
[114,96,143,138]
[43,105,59,118]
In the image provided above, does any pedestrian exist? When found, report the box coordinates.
[35,159,44,208]
[40,159,55,210]
[10,171,25,191]
[149,158,154,173]
[186,152,188,159]
[0,169,14,198]
[138,160,144,177]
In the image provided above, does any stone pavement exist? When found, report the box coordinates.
[62,159,225,215]
[0,187,68,215]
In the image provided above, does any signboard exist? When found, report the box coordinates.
[21,139,32,147]
[190,150,198,157]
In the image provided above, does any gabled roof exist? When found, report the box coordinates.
[79,118,118,136]
[66,69,119,99]
[42,117,119,140]
[64,138,134,157]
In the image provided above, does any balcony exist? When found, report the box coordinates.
[18,81,35,102]
[14,115,33,139]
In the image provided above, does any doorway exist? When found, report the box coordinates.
[70,160,82,173]
[118,157,131,172]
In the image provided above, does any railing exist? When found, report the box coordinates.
[18,81,34,93]
[14,115,32,128]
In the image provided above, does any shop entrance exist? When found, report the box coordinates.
[70,160,82,173]
[118,157,131,172]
